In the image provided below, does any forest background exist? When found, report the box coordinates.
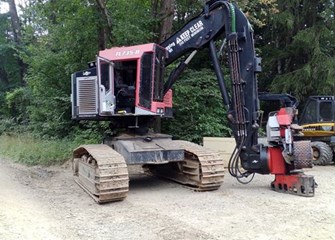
[0,0,334,164]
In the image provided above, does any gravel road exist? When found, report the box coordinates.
[0,158,334,240]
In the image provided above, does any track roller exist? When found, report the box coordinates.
[145,140,225,191]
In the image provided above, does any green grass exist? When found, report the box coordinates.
[0,134,80,166]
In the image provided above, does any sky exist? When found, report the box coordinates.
[0,1,9,14]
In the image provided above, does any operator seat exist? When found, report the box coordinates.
[115,87,135,113]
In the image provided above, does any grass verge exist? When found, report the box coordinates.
[0,134,80,166]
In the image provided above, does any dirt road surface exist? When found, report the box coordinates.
[0,158,334,240]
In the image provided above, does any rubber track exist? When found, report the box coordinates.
[148,140,225,191]
[73,144,129,203]
[175,140,224,191]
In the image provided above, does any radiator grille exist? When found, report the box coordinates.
[77,77,98,114]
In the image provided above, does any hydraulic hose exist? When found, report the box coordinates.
[228,3,236,32]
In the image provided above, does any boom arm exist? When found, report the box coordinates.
[160,0,315,194]
[161,0,237,105]
[161,0,261,168]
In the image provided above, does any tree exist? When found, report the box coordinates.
[20,0,103,136]
[162,69,231,143]
[259,0,335,102]
[0,0,25,119]
[0,0,24,87]
[151,0,175,42]
[92,0,113,49]
[8,0,21,43]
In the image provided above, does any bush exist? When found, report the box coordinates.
[0,133,79,166]
[162,69,231,144]
[5,87,31,123]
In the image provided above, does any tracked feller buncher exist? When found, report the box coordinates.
[71,0,315,203]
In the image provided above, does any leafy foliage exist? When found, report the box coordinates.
[20,0,102,137]
[162,69,231,144]
[270,24,335,100]
[5,87,30,123]
[258,0,335,102]
[0,11,23,98]
[110,0,155,45]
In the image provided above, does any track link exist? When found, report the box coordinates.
[146,140,225,191]
[73,144,129,203]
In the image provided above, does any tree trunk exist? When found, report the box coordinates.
[49,0,57,25]
[98,25,106,50]
[158,0,175,42]
[8,0,26,84]
[0,67,9,87]
[94,0,113,48]
[275,36,282,74]
[151,0,159,42]
[8,0,21,44]
[153,0,175,132]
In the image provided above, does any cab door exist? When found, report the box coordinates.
[138,46,166,114]
[97,56,115,115]
[138,52,153,111]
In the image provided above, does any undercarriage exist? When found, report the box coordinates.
[72,134,225,203]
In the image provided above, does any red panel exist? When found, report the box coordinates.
[163,90,173,107]
[274,174,300,186]
[271,174,315,196]
[150,91,173,113]
[279,128,286,137]
[151,90,172,113]
[268,147,286,175]
[276,108,292,126]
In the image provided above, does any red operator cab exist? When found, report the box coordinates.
[71,43,173,120]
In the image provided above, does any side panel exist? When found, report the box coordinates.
[107,135,184,164]
[72,68,99,119]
